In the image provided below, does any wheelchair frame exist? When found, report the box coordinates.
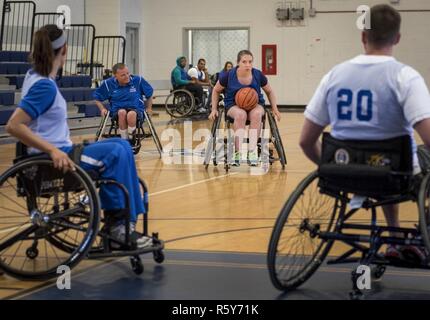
[95,109,163,157]
[203,106,287,172]
[0,145,165,280]
[267,166,430,299]
[164,87,210,118]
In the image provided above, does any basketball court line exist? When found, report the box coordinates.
[148,172,239,197]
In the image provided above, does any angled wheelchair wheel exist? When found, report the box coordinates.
[165,89,195,118]
[267,171,341,291]
[0,159,100,280]
[144,111,163,158]
[267,111,287,169]
[95,112,111,142]
[204,110,223,169]
[418,172,430,253]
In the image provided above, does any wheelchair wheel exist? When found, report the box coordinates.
[0,159,100,280]
[267,171,340,291]
[165,89,195,118]
[418,173,430,253]
[267,111,287,169]
[204,110,223,169]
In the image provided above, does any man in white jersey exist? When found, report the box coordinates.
[300,4,430,262]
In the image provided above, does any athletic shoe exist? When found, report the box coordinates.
[384,244,402,261]
[399,245,427,265]
[231,152,241,167]
[248,150,259,166]
[110,222,153,249]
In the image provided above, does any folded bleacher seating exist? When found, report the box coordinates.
[0,62,32,75]
[0,107,15,125]
[60,88,96,102]
[0,91,15,106]
[0,51,29,62]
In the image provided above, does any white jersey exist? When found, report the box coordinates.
[188,67,205,81]
[19,70,72,153]
[305,55,430,167]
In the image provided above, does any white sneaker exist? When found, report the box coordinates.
[136,235,153,248]
[110,222,153,249]
[197,107,206,113]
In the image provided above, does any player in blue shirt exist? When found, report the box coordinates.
[300,5,430,263]
[6,24,152,249]
[94,63,153,141]
[209,50,281,166]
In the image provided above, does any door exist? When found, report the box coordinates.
[125,23,140,75]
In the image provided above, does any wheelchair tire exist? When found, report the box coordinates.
[131,255,144,275]
[267,171,340,291]
[267,111,287,169]
[418,172,430,253]
[165,89,195,118]
[153,250,165,264]
[0,159,100,280]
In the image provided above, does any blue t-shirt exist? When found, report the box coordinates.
[93,75,153,113]
[18,70,72,153]
[219,67,268,109]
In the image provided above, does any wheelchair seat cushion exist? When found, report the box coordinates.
[318,133,414,197]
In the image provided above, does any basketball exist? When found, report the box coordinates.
[235,87,258,111]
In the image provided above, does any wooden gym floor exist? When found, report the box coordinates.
[0,111,426,299]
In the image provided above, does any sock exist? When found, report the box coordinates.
[119,129,128,140]
[128,126,136,137]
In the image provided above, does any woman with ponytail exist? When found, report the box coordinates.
[6,24,153,249]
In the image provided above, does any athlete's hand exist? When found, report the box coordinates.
[49,148,75,173]
[209,109,219,121]
[101,108,108,117]
[272,109,281,122]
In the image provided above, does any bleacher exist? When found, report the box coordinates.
[0,1,128,139]
[0,50,97,126]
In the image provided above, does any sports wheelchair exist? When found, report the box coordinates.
[164,86,211,118]
[203,106,287,172]
[267,133,430,299]
[0,143,164,280]
[95,109,163,157]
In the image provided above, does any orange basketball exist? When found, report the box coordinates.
[235,87,258,111]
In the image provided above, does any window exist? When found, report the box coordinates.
[186,28,249,74]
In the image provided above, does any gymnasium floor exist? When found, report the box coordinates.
[1,110,429,300]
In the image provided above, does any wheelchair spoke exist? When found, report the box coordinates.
[0,189,28,214]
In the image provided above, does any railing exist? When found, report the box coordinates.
[30,12,64,48]
[0,1,35,51]
[64,24,96,75]
[90,36,126,82]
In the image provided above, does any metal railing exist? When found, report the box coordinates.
[30,12,64,48]
[90,36,126,82]
[64,24,96,75]
[0,0,35,51]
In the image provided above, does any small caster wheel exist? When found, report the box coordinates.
[349,290,363,300]
[26,247,39,260]
[372,265,386,280]
[153,250,165,264]
[130,256,144,275]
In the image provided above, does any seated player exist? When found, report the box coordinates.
[94,63,153,142]
[299,4,430,263]
[188,58,211,112]
[6,24,152,249]
[171,56,204,107]
[209,50,281,166]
